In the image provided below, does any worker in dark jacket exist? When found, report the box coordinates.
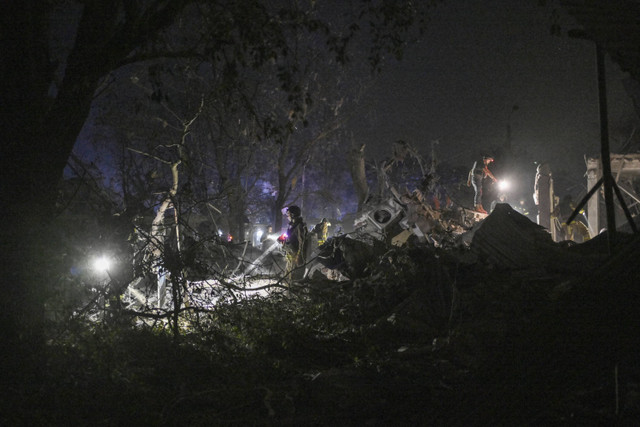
[279,205,307,283]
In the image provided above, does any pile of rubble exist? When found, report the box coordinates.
[311,190,614,282]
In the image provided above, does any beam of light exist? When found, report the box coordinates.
[92,255,112,273]
[243,240,281,276]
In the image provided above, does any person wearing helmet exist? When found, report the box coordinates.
[281,205,307,283]
[311,217,331,246]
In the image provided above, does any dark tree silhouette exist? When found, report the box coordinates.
[0,0,430,366]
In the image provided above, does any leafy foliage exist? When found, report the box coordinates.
[5,226,640,425]
[30,121,639,427]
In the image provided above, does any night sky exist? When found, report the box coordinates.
[356,0,638,194]
[69,0,640,201]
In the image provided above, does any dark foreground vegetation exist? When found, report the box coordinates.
[2,1,640,425]
[4,232,640,426]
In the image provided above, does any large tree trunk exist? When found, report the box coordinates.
[274,191,287,233]
[227,180,248,241]
[0,2,102,368]
[348,143,369,212]
[0,0,190,366]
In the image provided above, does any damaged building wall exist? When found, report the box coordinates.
[586,154,640,234]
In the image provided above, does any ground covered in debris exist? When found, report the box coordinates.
[4,206,640,425]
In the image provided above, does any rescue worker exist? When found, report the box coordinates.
[534,162,552,229]
[553,195,590,242]
[311,218,331,246]
[279,205,308,283]
[467,156,498,214]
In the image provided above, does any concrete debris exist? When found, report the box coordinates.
[470,203,554,270]
[470,203,607,274]
[317,198,611,281]
[352,188,473,250]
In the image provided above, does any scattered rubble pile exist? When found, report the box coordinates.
[469,203,608,274]
[116,177,640,424]
[314,200,603,283]
[37,190,640,425]
[298,201,640,424]
[470,203,555,269]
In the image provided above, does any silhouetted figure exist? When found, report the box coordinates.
[468,156,497,213]
[280,206,307,284]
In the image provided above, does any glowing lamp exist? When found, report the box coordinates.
[497,180,511,192]
[92,255,112,273]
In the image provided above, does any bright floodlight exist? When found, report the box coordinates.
[92,255,111,273]
[498,180,511,192]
